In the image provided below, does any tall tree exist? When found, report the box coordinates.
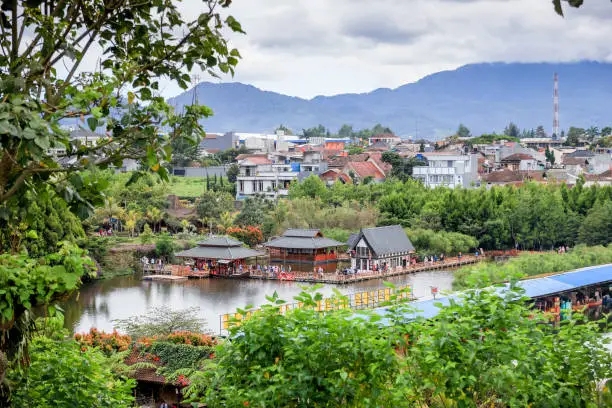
[565,127,585,146]
[601,126,612,137]
[302,125,327,139]
[585,126,600,141]
[275,125,293,135]
[338,124,354,138]
[456,124,471,138]
[535,125,547,138]
[0,0,244,215]
[503,122,520,138]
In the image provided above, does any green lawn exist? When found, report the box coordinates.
[168,176,208,197]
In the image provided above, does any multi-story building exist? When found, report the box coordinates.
[235,152,327,199]
[412,152,479,188]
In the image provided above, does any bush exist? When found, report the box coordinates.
[453,244,612,290]
[155,233,177,263]
[226,226,264,247]
[8,337,134,407]
[405,228,479,256]
[74,328,132,356]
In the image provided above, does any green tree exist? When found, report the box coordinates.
[536,125,547,138]
[586,126,600,141]
[566,127,585,146]
[419,142,425,152]
[302,124,327,139]
[338,124,354,138]
[289,174,329,200]
[371,123,394,135]
[234,196,270,227]
[456,124,471,138]
[545,146,556,165]
[196,190,234,223]
[113,307,206,338]
[503,122,520,138]
[601,126,612,137]
[275,124,293,135]
[226,163,239,183]
[347,145,364,155]
[8,337,134,407]
[578,201,612,246]
[0,0,243,213]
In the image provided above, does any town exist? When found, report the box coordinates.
[1,1,612,408]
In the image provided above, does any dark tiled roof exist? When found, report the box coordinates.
[501,153,534,162]
[176,245,264,260]
[349,225,415,257]
[566,150,595,158]
[196,236,244,247]
[284,229,321,238]
[346,233,360,248]
[264,236,345,249]
[562,157,589,166]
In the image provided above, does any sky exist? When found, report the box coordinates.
[166,0,612,100]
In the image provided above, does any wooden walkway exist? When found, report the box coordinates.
[249,256,483,284]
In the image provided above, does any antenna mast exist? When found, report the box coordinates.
[191,74,201,106]
[553,73,559,140]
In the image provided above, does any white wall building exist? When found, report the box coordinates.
[412,152,479,188]
[236,152,327,199]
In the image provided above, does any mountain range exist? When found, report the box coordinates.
[167,61,612,140]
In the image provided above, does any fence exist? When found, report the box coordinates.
[219,285,413,334]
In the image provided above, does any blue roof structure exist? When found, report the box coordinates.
[375,263,612,323]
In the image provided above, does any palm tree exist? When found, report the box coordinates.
[146,207,163,233]
[95,197,125,230]
[180,219,192,234]
[586,126,600,141]
[218,211,236,231]
[123,210,140,238]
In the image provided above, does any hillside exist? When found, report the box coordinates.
[167,61,612,139]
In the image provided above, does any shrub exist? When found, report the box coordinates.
[74,328,132,356]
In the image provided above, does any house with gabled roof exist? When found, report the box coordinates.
[264,229,344,271]
[347,225,415,271]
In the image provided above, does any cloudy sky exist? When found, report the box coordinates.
[165,0,612,99]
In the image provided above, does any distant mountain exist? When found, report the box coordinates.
[167,61,612,139]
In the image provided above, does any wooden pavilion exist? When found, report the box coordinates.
[264,229,344,271]
[175,236,264,277]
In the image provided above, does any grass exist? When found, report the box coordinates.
[167,176,208,198]
[453,244,612,290]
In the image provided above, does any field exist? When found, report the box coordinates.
[168,176,208,197]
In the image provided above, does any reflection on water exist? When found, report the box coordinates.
[63,270,455,334]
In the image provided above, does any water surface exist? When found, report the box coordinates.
[63,270,455,334]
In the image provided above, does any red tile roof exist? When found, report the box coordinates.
[501,153,534,162]
[237,154,272,165]
[346,162,385,180]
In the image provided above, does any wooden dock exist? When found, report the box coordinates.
[249,256,482,284]
[142,275,188,282]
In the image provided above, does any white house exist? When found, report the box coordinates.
[235,152,327,199]
[412,152,479,188]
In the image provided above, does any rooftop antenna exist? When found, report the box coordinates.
[553,73,559,140]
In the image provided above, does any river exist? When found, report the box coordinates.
[63,270,455,334]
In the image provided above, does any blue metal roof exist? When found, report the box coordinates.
[376,263,612,323]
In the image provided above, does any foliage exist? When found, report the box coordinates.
[155,233,177,263]
[148,341,214,374]
[139,224,154,244]
[545,146,556,164]
[0,187,85,256]
[226,163,240,183]
[464,133,519,146]
[166,331,217,347]
[456,123,471,138]
[226,226,264,247]
[578,201,612,246]
[320,228,356,244]
[201,290,400,407]
[234,196,272,227]
[196,190,235,224]
[74,328,131,357]
[8,337,134,408]
[388,286,612,407]
[275,124,293,136]
[0,243,92,355]
[346,145,364,155]
[0,0,243,216]
[146,207,164,233]
[405,228,479,256]
[503,122,520,138]
[214,145,249,164]
[113,307,206,339]
[302,124,329,139]
[288,174,329,200]
[565,126,585,146]
[381,152,425,181]
[453,244,612,289]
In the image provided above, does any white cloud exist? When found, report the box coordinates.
[163,0,612,99]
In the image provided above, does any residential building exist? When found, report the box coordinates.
[198,132,239,156]
[264,229,344,272]
[412,152,479,188]
[500,153,541,171]
[520,138,564,149]
[368,133,401,146]
[562,156,590,175]
[235,152,327,199]
[347,225,415,271]
[319,169,352,185]
[342,161,386,183]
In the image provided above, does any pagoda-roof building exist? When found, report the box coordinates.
[264,229,344,269]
